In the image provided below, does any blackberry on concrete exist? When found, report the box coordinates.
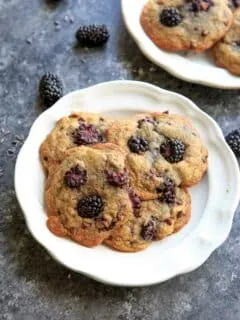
[75,24,110,46]
[39,73,63,107]
[225,129,240,157]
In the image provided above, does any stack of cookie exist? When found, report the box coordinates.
[41,112,208,252]
[141,0,240,75]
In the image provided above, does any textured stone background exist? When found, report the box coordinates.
[0,1,239,319]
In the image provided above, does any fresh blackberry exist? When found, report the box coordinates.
[72,120,104,145]
[77,195,104,218]
[39,73,63,107]
[157,177,176,204]
[160,138,185,163]
[105,169,128,187]
[64,166,87,188]
[75,24,110,46]
[141,219,156,241]
[128,136,149,154]
[160,8,182,27]
[225,129,240,157]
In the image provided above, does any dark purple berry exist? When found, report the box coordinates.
[160,139,185,163]
[128,136,149,154]
[72,120,104,145]
[160,8,182,27]
[141,219,156,241]
[187,0,213,12]
[64,166,87,188]
[39,73,63,107]
[157,177,176,204]
[230,0,240,8]
[137,117,155,128]
[77,195,104,218]
[128,190,141,210]
[225,129,240,157]
[105,169,128,187]
[76,24,110,46]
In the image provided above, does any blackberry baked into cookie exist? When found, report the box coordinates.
[40,112,113,172]
[45,145,132,247]
[140,0,233,52]
[107,112,208,198]
[105,186,191,252]
[212,8,240,75]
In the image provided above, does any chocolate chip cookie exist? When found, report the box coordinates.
[105,187,191,252]
[40,112,113,172]
[212,8,240,75]
[45,145,132,247]
[107,112,208,198]
[140,0,233,52]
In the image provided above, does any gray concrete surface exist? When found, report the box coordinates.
[0,0,239,319]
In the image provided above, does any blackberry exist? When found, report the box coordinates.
[39,73,63,107]
[105,169,128,187]
[160,8,182,27]
[141,219,156,241]
[64,166,87,188]
[188,0,213,12]
[72,120,104,145]
[128,190,141,210]
[160,138,185,163]
[157,177,176,204]
[75,24,110,46]
[77,195,104,218]
[225,129,240,157]
[128,136,149,154]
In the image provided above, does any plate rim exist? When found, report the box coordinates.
[14,80,240,286]
[121,0,240,89]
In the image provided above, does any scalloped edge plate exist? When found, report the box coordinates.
[122,0,240,89]
[15,81,240,286]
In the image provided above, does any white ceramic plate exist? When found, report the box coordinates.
[15,81,240,286]
[122,0,240,89]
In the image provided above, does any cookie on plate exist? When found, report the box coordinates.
[45,145,133,247]
[107,112,208,197]
[40,112,113,172]
[140,0,233,52]
[105,187,191,252]
[212,8,240,75]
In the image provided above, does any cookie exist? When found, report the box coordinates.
[105,187,191,252]
[212,8,240,75]
[140,0,233,52]
[45,145,133,247]
[40,112,113,172]
[107,112,208,197]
